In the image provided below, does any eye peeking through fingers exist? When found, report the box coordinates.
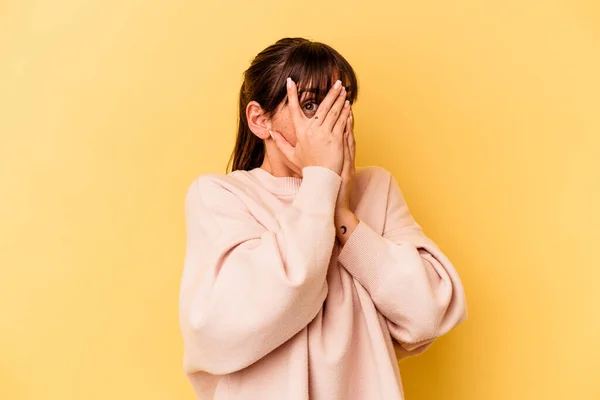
[295,82,353,120]
[301,99,319,118]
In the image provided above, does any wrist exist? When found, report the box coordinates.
[334,210,359,246]
[334,207,352,218]
[335,210,358,225]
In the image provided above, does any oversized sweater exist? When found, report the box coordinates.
[179,165,468,400]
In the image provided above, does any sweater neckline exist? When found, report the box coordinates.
[248,167,303,196]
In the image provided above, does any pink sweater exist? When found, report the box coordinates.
[179,165,467,400]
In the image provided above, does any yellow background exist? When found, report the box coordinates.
[1,0,599,399]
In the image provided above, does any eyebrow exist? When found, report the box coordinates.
[293,89,319,104]
[299,87,319,92]
[297,88,319,96]
[286,86,353,105]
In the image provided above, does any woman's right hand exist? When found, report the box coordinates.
[269,77,351,175]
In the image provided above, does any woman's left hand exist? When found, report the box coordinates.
[335,110,355,215]
[334,110,359,246]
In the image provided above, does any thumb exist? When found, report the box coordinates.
[269,129,295,161]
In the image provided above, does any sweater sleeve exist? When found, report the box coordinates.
[179,166,341,375]
[337,170,467,357]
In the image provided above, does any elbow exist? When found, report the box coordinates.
[413,252,468,338]
[406,289,468,343]
[395,282,458,345]
[388,305,445,353]
[180,282,329,376]
[182,324,253,375]
[402,304,447,344]
[180,306,254,375]
[391,253,468,347]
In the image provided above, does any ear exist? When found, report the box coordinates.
[246,100,271,140]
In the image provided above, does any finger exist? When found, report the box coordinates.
[343,125,350,166]
[343,114,350,141]
[312,79,344,125]
[269,129,295,161]
[343,119,350,157]
[332,100,351,137]
[285,78,305,130]
[348,120,356,162]
[339,126,351,179]
[323,88,348,132]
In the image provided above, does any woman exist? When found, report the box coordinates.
[179,37,468,400]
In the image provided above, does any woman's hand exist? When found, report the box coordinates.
[269,78,351,175]
[334,110,359,245]
[336,110,356,214]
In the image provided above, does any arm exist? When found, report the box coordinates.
[180,166,341,375]
[337,170,467,356]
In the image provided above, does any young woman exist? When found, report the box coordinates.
[179,37,468,400]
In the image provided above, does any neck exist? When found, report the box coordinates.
[260,147,302,178]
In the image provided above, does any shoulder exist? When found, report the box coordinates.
[356,165,392,180]
[354,165,394,193]
[185,170,252,211]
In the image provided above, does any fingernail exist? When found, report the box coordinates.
[269,129,274,138]
[344,100,349,107]
[286,77,292,89]
[334,80,341,89]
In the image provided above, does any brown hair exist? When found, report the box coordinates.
[227,37,359,172]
